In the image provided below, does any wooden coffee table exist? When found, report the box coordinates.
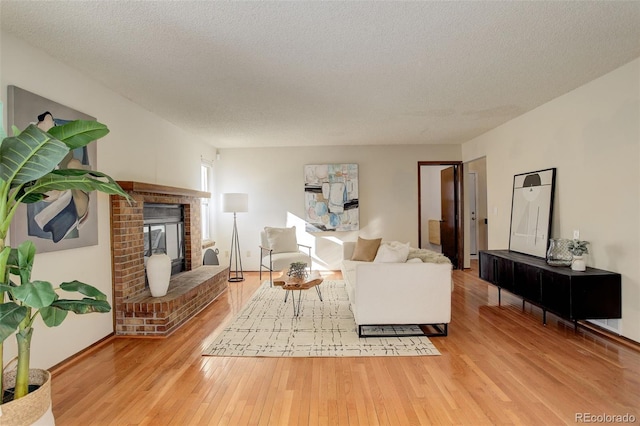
[273,270,323,317]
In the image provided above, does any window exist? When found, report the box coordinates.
[201,162,213,240]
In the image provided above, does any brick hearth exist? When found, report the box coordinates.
[120,266,227,336]
[110,181,228,336]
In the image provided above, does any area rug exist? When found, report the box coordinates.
[203,280,440,357]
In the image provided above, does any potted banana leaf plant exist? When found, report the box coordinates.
[0,101,130,424]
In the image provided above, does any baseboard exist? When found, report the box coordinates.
[578,321,640,353]
[49,333,116,377]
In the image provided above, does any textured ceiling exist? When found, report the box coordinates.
[2,1,639,148]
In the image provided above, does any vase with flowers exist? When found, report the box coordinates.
[567,239,589,271]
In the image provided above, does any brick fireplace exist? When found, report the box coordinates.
[110,181,227,336]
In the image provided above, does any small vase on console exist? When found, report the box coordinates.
[147,252,172,297]
[568,239,589,272]
[571,255,586,272]
[546,238,572,266]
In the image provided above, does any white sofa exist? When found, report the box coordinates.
[341,241,453,337]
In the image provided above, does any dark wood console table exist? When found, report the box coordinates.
[479,250,621,329]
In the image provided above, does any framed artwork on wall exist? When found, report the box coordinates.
[7,85,100,253]
[508,167,556,258]
[304,163,359,232]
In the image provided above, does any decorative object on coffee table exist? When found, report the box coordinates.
[287,262,308,280]
[568,239,589,271]
[546,238,573,266]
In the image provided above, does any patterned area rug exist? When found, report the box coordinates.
[203,280,440,357]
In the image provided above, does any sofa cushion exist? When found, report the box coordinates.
[374,241,410,263]
[351,237,382,262]
[264,226,298,254]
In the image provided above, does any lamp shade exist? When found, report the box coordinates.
[222,193,248,213]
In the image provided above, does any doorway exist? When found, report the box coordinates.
[418,162,463,269]
[463,157,488,268]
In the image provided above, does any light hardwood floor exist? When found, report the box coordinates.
[50,265,640,425]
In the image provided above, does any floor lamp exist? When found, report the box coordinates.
[222,193,248,282]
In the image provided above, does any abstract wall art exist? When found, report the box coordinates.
[304,164,359,232]
[509,167,556,258]
[7,85,100,253]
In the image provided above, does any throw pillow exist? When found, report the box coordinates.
[351,237,382,262]
[374,241,410,263]
[264,226,298,254]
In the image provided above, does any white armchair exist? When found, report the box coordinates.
[260,226,312,286]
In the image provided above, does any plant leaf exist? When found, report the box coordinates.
[0,246,11,279]
[47,120,109,150]
[6,248,20,276]
[21,170,131,200]
[0,124,69,185]
[60,280,108,301]
[6,241,35,284]
[40,305,69,327]
[17,241,35,284]
[52,298,111,314]
[11,280,57,309]
[0,302,28,342]
[17,192,45,204]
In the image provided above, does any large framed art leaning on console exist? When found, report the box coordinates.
[508,167,556,258]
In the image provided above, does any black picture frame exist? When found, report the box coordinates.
[508,167,556,258]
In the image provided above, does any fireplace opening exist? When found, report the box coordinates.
[143,203,185,275]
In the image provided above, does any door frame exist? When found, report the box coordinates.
[417,161,464,270]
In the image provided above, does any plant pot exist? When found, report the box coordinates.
[1,369,54,425]
[146,253,172,297]
[571,255,586,272]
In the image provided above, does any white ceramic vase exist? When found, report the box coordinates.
[147,253,171,297]
[571,255,586,272]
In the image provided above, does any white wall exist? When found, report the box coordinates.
[462,58,640,343]
[1,32,216,368]
[214,145,461,271]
